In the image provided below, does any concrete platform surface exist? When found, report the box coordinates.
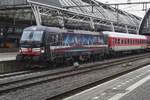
[64,65,150,100]
[0,52,17,62]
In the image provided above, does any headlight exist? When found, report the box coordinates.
[41,50,45,53]
[19,49,22,52]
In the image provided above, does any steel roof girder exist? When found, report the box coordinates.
[27,0,138,33]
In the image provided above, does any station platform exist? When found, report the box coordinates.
[0,48,18,53]
[64,65,150,100]
[0,52,17,62]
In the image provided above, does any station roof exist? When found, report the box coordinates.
[0,0,142,34]
[139,8,150,35]
[0,0,141,27]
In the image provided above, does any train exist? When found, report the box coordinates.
[16,26,150,65]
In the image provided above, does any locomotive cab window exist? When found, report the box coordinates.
[21,31,44,42]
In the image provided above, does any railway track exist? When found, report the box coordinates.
[0,52,150,96]
[0,68,48,79]
[0,70,34,79]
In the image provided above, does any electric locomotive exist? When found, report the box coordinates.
[16,26,108,64]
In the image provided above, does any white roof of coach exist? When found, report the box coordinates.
[102,31,146,39]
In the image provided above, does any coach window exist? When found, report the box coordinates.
[123,39,125,44]
[124,39,126,44]
[115,38,117,44]
[113,38,115,45]
[130,39,132,44]
[113,38,115,44]
[129,39,131,44]
[116,38,118,44]
[121,39,123,44]
[127,39,129,44]
[128,39,129,44]
[139,40,141,44]
[111,38,113,45]
[117,39,119,44]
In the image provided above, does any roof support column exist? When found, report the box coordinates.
[125,25,129,33]
[136,27,139,34]
[111,22,115,32]
[28,0,42,26]
[57,16,65,28]
[90,17,95,30]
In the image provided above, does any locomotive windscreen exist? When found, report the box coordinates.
[20,31,43,42]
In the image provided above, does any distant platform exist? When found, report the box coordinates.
[0,52,17,62]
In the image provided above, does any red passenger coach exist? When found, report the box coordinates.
[102,31,147,52]
[146,36,150,49]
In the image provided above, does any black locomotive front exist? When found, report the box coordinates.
[16,26,46,62]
